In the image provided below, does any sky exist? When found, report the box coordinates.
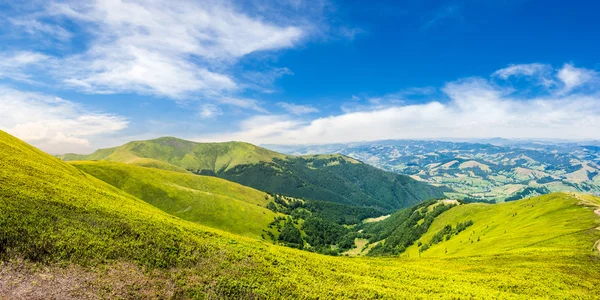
[1,0,600,154]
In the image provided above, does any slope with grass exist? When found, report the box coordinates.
[61,137,450,214]
[68,160,279,239]
[403,193,600,258]
[3,130,600,299]
[61,137,286,172]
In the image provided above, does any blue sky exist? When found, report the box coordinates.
[1,0,599,153]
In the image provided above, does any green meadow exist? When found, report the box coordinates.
[69,160,280,239]
[2,130,600,299]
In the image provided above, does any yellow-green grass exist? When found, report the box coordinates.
[404,193,600,258]
[69,160,280,239]
[61,136,288,172]
[2,130,600,298]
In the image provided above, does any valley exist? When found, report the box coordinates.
[266,140,600,202]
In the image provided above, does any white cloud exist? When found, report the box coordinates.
[198,104,223,119]
[493,63,549,79]
[197,66,600,144]
[0,87,128,154]
[492,63,555,87]
[9,18,73,41]
[3,0,304,99]
[276,102,319,115]
[218,97,267,112]
[0,51,53,82]
[557,63,597,94]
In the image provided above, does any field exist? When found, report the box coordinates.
[69,161,280,239]
[2,130,600,299]
[403,193,600,258]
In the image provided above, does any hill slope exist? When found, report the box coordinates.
[3,130,600,298]
[61,137,449,213]
[403,193,600,258]
[360,193,600,258]
[69,160,279,239]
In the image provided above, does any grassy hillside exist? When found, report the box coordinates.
[61,137,449,214]
[403,193,600,258]
[3,130,600,298]
[61,137,286,172]
[69,161,279,239]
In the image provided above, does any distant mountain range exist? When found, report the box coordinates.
[264,140,600,202]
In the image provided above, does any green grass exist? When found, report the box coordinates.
[69,160,280,239]
[60,136,449,212]
[3,130,600,299]
[61,137,287,172]
[403,193,600,258]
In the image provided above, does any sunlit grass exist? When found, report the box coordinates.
[2,130,600,298]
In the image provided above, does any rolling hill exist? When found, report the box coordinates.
[2,130,600,298]
[358,193,600,259]
[69,160,280,239]
[61,137,449,214]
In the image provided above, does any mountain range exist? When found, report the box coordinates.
[61,137,449,216]
[265,140,600,202]
[2,130,600,298]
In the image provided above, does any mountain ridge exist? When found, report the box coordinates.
[3,130,600,298]
[61,136,450,214]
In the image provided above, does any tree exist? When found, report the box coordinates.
[278,219,303,249]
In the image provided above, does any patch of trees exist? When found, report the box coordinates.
[419,220,473,253]
[304,200,384,225]
[536,176,557,184]
[196,156,447,213]
[505,187,550,201]
[460,197,495,204]
[364,200,457,256]
[263,193,365,255]
[278,219,303,249]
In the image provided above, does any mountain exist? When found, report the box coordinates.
[69,160,280,239]
[3,130,600,298]
[265,140,600,202]
[61,137,449,215]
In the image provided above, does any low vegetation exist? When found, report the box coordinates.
[69,160,281,239]
[61,136,449,213]
[3,131,600,299]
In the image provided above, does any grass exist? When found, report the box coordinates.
[2,130,600,299]
[69,160,280,239]
[403,193,600,258]
[61,136,287,172]
[61,136,449,212]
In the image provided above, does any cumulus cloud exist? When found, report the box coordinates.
[276,102,319,115]
[197,63,600,144]
[0,87,128,154]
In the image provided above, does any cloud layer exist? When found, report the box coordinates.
[3,0,305,99]
[198,63,600,144]
[0,87,127,154]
